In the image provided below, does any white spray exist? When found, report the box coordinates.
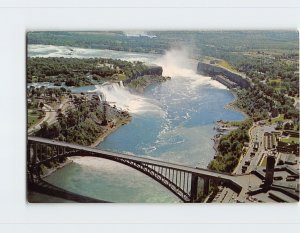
[92,82,162,115]
[153,48,227,90]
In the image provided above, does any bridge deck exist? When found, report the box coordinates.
[28,136,238,182]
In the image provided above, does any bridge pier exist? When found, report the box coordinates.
[27,137,241,203]
[190,175,210,202]
[203,177,210,196]
[34,143,38,164]
[190,173,199,202]
[27,144,34,184]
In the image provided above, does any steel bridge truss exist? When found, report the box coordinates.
[27,140,229,202]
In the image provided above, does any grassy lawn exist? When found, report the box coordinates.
[201,57,238,73]
[217,60,237,72]
[28,109,44,128]
[271,114,285,124]
[228,120,244,127]
[281,137,300,144]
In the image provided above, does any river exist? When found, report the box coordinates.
[28,45,245,202]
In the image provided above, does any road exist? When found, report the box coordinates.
[213,122,277,203]
[28,104,56,135]
[28,99,69,135]
[234,125,262,174]
[28,136,242,184]
[234,123,277,175]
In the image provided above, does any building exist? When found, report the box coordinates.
[264,132,276,150]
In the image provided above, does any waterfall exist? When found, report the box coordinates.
[92,83,162,115]
[153,48,227,90]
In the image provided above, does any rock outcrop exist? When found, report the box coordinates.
[124,65,170,92]
[197,62,250,88]
[124,65,163,85]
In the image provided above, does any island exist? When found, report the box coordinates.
[27,57,170,177]
[27,31,299,203]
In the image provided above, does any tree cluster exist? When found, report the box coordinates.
[208,119,253,173]
[27,57,150,87]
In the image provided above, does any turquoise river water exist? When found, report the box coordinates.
[28,45,244,202]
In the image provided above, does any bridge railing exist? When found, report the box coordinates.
[27,137,243,202]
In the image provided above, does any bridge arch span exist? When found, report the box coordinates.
[27,137,242,202]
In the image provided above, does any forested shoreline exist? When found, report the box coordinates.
[27,31,299,175]
[27,57,166,88]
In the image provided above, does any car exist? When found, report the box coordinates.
[286,176,296,181]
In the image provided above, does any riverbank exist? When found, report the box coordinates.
[224,90,249,118]
[211,120,239,156]
[40,158,73,179]
[212,88,248,152]
[29,106,132,184]
[33,115,132,179]
[209,85,252,173]
[90,116,132,147]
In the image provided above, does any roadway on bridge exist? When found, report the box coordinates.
[28,136,239,183]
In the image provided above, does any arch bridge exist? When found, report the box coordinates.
[27,137,242,202]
